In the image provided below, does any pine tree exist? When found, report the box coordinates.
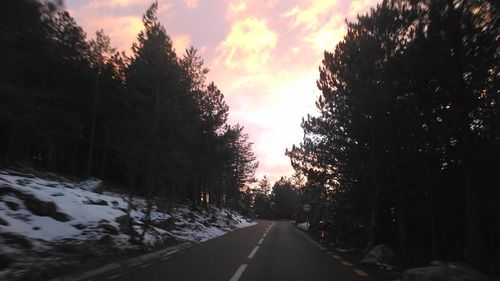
[86,30,116,176]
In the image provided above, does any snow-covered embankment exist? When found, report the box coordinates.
[0,170,255,280]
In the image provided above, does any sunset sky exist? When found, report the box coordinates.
[66,0,379,183]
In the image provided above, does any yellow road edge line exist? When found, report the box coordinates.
[107,272,125,280]
[353,269,369,277]
[341,261,353,266]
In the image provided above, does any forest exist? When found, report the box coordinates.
[0,0,498,277]
[0,0,258,208]
[285,0,499,275]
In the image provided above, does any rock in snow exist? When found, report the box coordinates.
[361,244,395,265]
[76,177,103,192]
[402,262,490,281]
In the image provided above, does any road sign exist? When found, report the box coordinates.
[303,203,311,212]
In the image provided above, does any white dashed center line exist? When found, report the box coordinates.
[229,264,248,281]
[229,222,274,281]
[247,245,260,259]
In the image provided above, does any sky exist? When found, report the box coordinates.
[66,0,380,183]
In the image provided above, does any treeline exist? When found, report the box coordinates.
[287,0,498,274]
[0,0,258,207]
[240,176,301,220]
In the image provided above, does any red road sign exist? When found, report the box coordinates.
[303,203,311,212]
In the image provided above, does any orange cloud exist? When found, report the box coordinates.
[283,0,339,30]
[85,0,145,9]
[172,34,192,56]
[184,0,198,9]
[216,18,277,73]
[228,69,319,182]
[304,14,345,54]
[349,0,379,16]
[71,1,175,55]
[229,0,247,13]
[78,15,143,53]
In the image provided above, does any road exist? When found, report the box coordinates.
[101,221,371,281]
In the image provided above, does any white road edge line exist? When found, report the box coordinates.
[247,246,260,259]
[258,238,264,245]
[229,264,248,281]
[163,249,179,257]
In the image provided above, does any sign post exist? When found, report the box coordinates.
[303,203,311,230]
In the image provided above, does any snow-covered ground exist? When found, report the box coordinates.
[0,170,256,280]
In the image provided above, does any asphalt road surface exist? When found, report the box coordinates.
[102,221,371,281]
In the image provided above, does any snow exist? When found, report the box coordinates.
[170,225,227,242]
[296,222,310,231]
[0,202,80,240]
[235,219,257,228]
[163,207,255,242]
[0,170,256,277]
[0,172,129,241]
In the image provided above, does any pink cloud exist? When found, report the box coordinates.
[83,0,147,9]
[78,14,143,53]
[184,0,198,9]
[68,0,382,184]
[172,34,192,56]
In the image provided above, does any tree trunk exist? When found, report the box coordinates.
[71,142,78,175]
[364,200,377,254]
[86,78,99,177]
[4,132,13,166]
[429,188,439,260]
[464,170,487,271]
[364,184,379,255]
[443,1,488,271]
[397,199,409,263]
[140,178,156,243]
[99,146,107,179]
[427,158,439,260]
[47,143,56,170]
[126,191,138,243]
